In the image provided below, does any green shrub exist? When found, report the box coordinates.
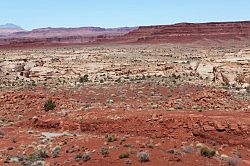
[28,147,49,161]
[200,147,216,158]
[151,104,158,109]
[100,147,109,156]
[75,154,82,161]
[119,152,129,159]
[167,149,182,155]
[28,152,38,161]
[44,99,56,112]
[106,134,116,142]
[79,74,89,83]
[31,81,37,87]
[52,145,61,158]
[82,153,91,162]
[37,147,49,158]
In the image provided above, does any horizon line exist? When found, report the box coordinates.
[1,19,250,31]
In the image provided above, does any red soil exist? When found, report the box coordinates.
[0,82,249,165]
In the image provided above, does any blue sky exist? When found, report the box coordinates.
[0,0,250,30]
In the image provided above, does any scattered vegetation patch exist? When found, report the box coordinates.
[123,144,132,148]
[145,142,154,149]
[37,147,49,159]
[200,147,216,158]
[100,147,109,157]
[167,149,182,155]
[75,153,91,162]
[75,154,82,161]
[83,103,91,109]
[31,81,37,87]
[51,145,61,158]
[82,153,91,162]
[137,151,149,162]
[79,74,89,83]
[44,99,56,112]
[151,104,158,109]
[106,134,117,142]
[120,135,127,144]
[119,152,129,159]
[28,147,49,162]
[176,104,183,110]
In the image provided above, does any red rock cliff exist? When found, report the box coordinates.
[118,21,250,43]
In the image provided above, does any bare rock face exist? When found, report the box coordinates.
[24,61,37,71]
[29,67,55,77]
[0,61,25,73]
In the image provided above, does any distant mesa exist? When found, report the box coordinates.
[118,21,250,44]
[11,26,136,38]
[1,21,250,48]
[0,23,25,36]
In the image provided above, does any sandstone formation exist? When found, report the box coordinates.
[1,21,250,47]
[117,21,250,43]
